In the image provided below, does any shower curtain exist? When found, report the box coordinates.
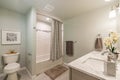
[50,19,63,61]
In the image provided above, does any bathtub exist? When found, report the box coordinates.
[36,54,63,74]
[36,54,50,63]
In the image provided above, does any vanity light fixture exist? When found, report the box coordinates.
[109,0,120,18]
[105,0,111,2]
[109,10,116,18]
[116,1,120,13]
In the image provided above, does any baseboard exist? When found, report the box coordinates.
[17,67,36,79]
[19,67,26,71]
[63,63,68,66]
[0,73,5,78]
[20,67,37,79]
[25,67,37,79]
[25,67,32,78]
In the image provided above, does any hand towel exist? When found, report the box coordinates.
[66,41,74,56]
[95,37,103,51]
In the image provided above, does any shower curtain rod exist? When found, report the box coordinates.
[33,27,51,32]
[37,12,63,23]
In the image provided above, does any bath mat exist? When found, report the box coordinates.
[45,65,68,80]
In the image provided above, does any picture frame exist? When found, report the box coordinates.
[2,30,21,44]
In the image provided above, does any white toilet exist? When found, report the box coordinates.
[3,53,20,80]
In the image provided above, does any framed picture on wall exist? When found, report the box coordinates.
[2,30,21,44]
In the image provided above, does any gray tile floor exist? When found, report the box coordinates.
[0,69,32,80]
[35,73,51,80]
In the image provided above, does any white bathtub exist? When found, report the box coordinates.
[36,54,50,63]
[36,54,63,74]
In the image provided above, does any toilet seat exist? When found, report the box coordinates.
[4,63,20,74]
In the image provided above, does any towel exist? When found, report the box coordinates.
[95,38,103,51]
[66,41,74,56]
[45,65,68,80]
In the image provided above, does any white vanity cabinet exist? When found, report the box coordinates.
[71,68,100,80]
[68,51,120,80]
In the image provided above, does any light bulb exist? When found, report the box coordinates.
[109,10,116,18]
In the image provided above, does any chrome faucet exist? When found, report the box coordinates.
[101,50,109,55]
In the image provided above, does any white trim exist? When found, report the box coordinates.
[19,67,37,79]
[25,67,32,78]
[0,73,5,78]
[25,67,37,79]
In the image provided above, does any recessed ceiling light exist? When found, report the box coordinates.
[106,0,111,1]
[46,18,50,21]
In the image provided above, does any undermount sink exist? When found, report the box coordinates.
[68,51,120,80]
[82,58,104,72]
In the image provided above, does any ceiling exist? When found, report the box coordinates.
[0,0,112,20]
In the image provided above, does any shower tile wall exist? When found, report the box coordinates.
[36,22,51,57]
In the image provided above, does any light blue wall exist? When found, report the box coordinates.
[26,8,36,75]
[0,7,26,73]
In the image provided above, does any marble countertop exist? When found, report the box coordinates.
[68,51,120,80]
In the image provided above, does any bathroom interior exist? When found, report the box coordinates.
[1,0,120,80]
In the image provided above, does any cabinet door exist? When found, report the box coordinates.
[71,69,100,80]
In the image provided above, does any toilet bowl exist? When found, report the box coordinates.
[4,63,20,80]
[2,53,20,80]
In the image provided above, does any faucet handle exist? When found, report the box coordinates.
[101,50,108,55]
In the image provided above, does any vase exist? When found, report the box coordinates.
[113,53,119,61]
[107,52,119,62]
[104,61,116,76]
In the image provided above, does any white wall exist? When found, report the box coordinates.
[64,6,118,63]
[0,7,26,73]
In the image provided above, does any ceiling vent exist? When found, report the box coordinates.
[43,4,55,12]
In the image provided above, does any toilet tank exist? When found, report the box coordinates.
[3,53,20,64]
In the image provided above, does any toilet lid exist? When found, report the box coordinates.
[5,63,20,70]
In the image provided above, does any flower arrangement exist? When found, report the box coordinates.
[104,32,119,61]
[104,32,119,53]
[7,49,17,54]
